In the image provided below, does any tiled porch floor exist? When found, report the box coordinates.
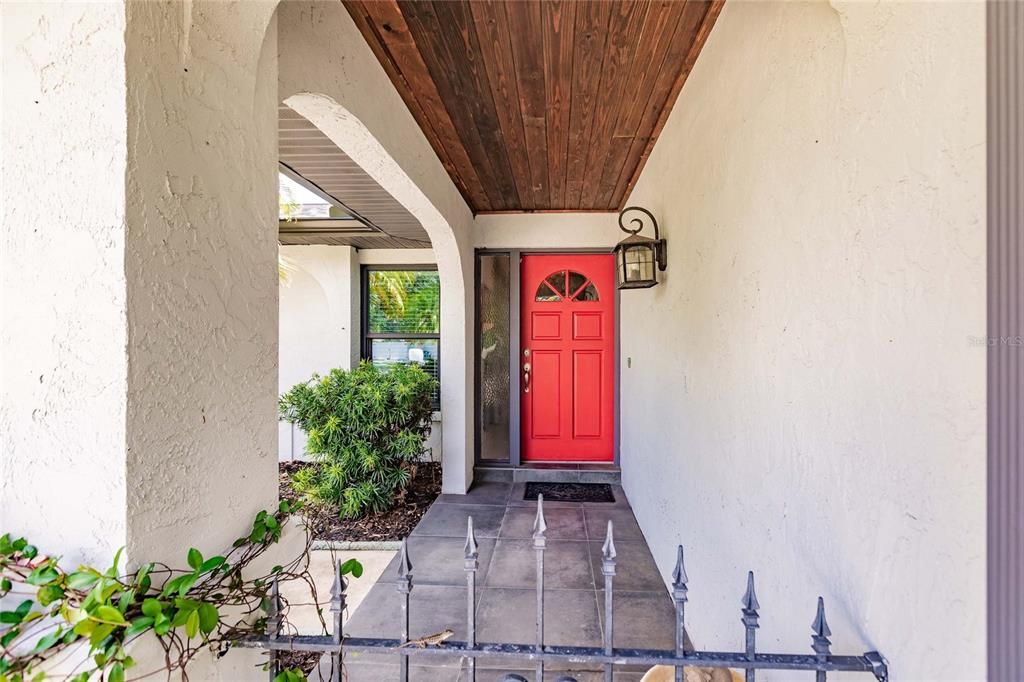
[341,481,676,680]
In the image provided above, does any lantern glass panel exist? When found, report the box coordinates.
[621,244,655,284]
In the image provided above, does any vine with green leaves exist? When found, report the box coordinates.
[0,500,362,682]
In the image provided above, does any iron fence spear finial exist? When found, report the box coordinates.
[811,596,832,682]
[465,517,480,682]
[533,493,547,538]
[266,578,281,681]
[672,545,689,590]
[601,521,617,682]
[397,538,413,582]
[533,495,547,682]
[742,571,760,614]
[465,516,479,562]
[396,539,413,682]
[811,596,832,650]
[741,571,760,682]
[671,546,689,682]
[329,560,346,682]
[601,520,617,563]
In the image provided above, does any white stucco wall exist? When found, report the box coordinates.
[278,1,475,493]
[619,2,986,680]
[474,213,622,250]
[122,0,281,568]
[1,2,130,566]
[3,2,281,677]
[277,245,442,463]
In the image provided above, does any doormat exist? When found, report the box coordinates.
[523,482,615,503]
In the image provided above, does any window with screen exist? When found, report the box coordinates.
[363,267,440,407]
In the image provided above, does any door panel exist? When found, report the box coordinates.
[521,254,615,462]
[572,351,603,438]
[530,351,561,438]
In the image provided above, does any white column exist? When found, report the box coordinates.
[2,2,131,566]
[2,1,281,569]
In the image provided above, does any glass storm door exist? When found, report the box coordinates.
[520,254,615,462]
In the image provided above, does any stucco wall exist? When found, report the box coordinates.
[619,2,986,679]
[279,1,475,493]
[1,2,130,566]
[122,1,281,567]
[474,213,621,250]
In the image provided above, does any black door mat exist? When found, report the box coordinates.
[523,482,615,503]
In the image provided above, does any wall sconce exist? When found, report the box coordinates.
[614,206,667,289]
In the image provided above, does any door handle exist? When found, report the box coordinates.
[523,360,531,393]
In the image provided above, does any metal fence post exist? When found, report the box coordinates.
[601,520,617,682]
[811,596,832,682]
[533,495,548,682]
[266,578,281,681]
[329,560,346,682]
[671,546,688,682]
[465,517,480,682]
[741,571,760,682]
[396,539,413,682]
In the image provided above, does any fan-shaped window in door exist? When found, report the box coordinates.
[534,270,600,302]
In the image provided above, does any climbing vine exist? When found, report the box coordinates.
[0,500,361,682]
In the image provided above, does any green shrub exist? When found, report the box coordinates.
[279,361,437,518]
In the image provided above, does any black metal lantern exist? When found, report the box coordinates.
[614,206,666,289]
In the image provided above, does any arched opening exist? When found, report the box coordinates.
[274,0,475,496]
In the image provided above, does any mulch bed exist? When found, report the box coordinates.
[279,461,441,542]
[277,650,322,677]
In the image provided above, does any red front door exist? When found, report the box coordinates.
[521,254,615,462]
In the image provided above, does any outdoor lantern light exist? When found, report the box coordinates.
[614,206,666,289]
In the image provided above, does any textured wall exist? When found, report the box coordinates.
[122,1,280,566]
[279,1,476,493]
[620,2,986,679]
[278,245,358,459]
[1,3,130,566]
[474,214,622,250]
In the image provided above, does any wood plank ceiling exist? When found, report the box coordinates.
[344,0,723,213]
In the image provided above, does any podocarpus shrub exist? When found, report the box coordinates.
[279,361,436,518]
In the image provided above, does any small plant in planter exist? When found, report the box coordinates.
[279,361,437,519]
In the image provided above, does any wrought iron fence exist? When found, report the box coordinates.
[239,496,888,682]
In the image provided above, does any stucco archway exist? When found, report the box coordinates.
[277,1,476,494]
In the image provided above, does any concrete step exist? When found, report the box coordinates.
[475,464,620,484]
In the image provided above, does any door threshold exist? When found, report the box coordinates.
[474,463,620,484]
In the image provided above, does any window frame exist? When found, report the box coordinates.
[360,264,441,409]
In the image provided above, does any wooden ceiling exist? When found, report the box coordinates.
[344,0,723,213]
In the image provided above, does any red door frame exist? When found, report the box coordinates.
[520,253,616,462]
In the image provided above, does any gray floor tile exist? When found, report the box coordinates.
[380,536,496,586]
[413,503,506,538]
[595,590,679,651]
[485,539,595,590]
[437,481,512,506]
[346,582,470,642]
[582,508,645,542]
[476,587,602,658]
[588,542,665,593]
[341,661,462,681]
[500,506,587,540]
